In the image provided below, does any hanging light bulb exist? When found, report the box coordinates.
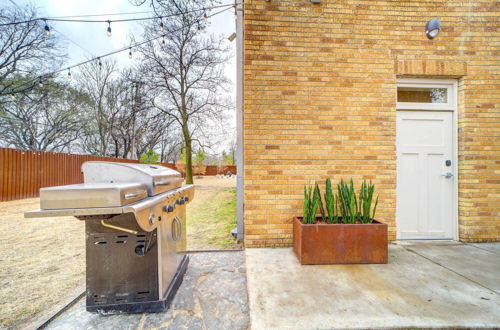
[128,48,133,59]
[159,18,164,31]
[67,69,72,80]
[203,9,208,21]
[10,93,16,99]
[38,76,43,87]
[97,57,102,68]
[162,35,166,46]
[234,6,237,19]
[106,20,112,37]
[44,20,51,36]
[197,22,203,32]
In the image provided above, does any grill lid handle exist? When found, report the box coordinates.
[124,190,147,199]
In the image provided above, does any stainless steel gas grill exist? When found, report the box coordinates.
[25,161,194,314]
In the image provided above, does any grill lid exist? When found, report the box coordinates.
[40,182,148,209]
[82,162,183,196]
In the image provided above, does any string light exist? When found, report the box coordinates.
[106,20,112,37]
[162,35,166,45]
[197,21,203,32]
[1,5,235,96]
[128,47,133,59]
[67,69,72,80]
[203,9,208,21]
[44,19,51,36]
[0,3,234,27]
[159,18,164,31]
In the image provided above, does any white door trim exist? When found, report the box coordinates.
[396,78,458,240]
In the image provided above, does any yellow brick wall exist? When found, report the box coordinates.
[243,0,500,247]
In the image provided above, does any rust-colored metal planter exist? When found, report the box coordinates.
[293,217,388,265]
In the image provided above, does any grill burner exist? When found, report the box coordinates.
[25,161,194,314]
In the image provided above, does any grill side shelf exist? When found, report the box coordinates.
[24,207,125,218]
[24,185,195,226]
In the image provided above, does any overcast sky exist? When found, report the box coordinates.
[13,0,237,93]
[10,0,237,152]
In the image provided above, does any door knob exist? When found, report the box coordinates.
[441,172,454,178]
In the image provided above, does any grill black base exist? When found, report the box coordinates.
[87,255,189,314]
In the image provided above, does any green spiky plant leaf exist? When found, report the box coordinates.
[314,183,325,222]
[324,178,338,223]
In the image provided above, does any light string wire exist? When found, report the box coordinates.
[1,5,235,96]
[0,3,233,26]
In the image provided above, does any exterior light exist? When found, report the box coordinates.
[43,20,51,36]
[228,32,237,42]
[425,19,440,39]
[107,20,112,37]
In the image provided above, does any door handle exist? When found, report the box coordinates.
[441,172,454,178]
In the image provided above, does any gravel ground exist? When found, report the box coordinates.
[0,176,238,329]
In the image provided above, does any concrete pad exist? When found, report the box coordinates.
[402,241,500,293]
[246,246,500,329]
[471,243,500,256]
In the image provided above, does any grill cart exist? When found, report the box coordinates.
[25,162,194,314]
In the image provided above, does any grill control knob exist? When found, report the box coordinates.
[176,198,185,205]
[164,205,174,213]
[184,196,189,202]
[149,214,156,225]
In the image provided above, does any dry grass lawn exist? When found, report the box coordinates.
[0,176,238,329]
[0,198,85,329]
[187,176,240,250]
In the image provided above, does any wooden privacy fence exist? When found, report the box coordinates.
[0,148,236,202]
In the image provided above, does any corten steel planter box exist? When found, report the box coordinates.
[293,217,388,265]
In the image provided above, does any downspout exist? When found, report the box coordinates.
[235,0,244,242]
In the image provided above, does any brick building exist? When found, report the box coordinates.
[238,0,500,247]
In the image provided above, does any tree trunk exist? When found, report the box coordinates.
[184,136,193,184]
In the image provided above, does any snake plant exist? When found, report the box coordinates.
[358,179,379,224]
[324,178,338,223]
[338,178,357,223]
[313,183,326,222]
[303,178,379,224]
[303,183,324,224]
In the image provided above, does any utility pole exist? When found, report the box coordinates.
[129,80,142,160]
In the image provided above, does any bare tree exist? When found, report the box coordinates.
[77,59,125,156]
[136,0,232,183]
[0,4,64,98]
[0,81,90,151]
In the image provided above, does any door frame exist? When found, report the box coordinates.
[396,78,458,240]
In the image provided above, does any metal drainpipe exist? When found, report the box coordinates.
[235,0,244,242]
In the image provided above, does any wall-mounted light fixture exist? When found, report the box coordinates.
[228,32,237,42]
[425,19,440,39]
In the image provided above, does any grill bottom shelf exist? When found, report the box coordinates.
[87,255,189,314]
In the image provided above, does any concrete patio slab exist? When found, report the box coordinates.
[45,252,249,330]
[246,244,500,329]
[401,241,500,294]
[471,243,500,256]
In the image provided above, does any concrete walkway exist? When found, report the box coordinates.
[45,252,249,330]
[246,242,500,329]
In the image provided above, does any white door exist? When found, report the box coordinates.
[396,111,454,239]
